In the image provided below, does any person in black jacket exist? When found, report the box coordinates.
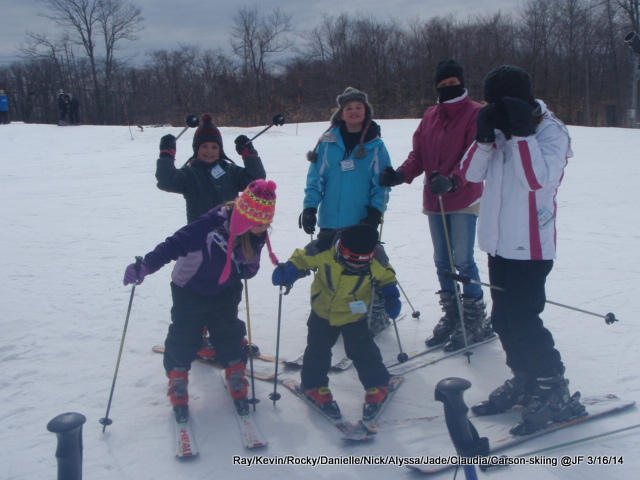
[156,113,267,223]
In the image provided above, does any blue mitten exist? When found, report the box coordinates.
[271,262,299,289]
[382,284,401,319]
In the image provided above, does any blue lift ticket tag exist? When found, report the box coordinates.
[349,301,368,314]
[211,165,226,179]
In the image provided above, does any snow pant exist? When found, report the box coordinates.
[163,281,246,373]
[0,111,9,124]
[428,212,483,298]
[487,254,564,378]
[301,311,390,390]
[69,108,81,125]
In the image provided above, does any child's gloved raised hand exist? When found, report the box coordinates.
[272,262,299,289]
[382,284,401,319]
[234,135,258,157]
[159,134,176,158]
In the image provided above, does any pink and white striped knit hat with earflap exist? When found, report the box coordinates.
[218,179,279,284]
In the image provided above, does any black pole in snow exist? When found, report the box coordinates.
[47,412,86,480]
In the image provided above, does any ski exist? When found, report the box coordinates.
[281,378,375,441]
[174,418,199,457]
[152,345,279,381]
[219,370,268,448]
[387,334,498,376]
[284,354,353,372]
[406,394,635,474]
[358,375,405,437]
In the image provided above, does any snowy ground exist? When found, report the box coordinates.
[1,118,639,480]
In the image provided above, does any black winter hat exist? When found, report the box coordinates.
[434,59,465,87]
[483,65,535,105]
[192,113,228,159]
[337,224,379,264]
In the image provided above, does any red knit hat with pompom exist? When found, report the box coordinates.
[192,113,229,159]
[218,179,279,284]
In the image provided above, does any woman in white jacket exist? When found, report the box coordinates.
[460,65,584,434]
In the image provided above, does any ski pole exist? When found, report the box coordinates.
[174,114,200,141]
[437,192,472,361]
[269,286,285,405]
[243,276,260,410]
[379,188,421,319]
[373,279,408,363]
[481,422,640,471]
[245,114,285,145]
[435,377,489,480]
[442,271,619,325]
[100,256,142,432]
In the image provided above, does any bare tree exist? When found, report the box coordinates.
[37,0,143,123]
[230,6,293,122]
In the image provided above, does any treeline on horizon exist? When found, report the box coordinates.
[1,0,639,128]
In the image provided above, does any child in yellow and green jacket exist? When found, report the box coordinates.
[272,224,401,419]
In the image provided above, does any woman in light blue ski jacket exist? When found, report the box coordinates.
[301,87,392,241]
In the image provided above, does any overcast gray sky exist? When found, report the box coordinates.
[2,0,526,65]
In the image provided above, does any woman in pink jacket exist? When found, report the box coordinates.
[380,60,492,351]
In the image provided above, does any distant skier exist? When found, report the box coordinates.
[123,179,279,421]
[461,65,583,433]
[272,224,401,420]
[0,90,10,124]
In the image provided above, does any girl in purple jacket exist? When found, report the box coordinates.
[123,180,278,420]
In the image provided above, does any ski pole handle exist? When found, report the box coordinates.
[175,114,200,141]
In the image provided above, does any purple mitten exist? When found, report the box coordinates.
[123,261,150,286]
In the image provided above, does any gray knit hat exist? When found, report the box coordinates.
[329,87,373,126]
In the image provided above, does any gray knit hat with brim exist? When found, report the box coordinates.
[329,87,373,126]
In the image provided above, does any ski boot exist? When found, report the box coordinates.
[443,295,492,352]
[472,371,532,416]
[225,361,249,415]
[363,385,390,421]
[512,374,586,435]
[304,386,342,419]
[425,291,459,347]
[167,368,189,422]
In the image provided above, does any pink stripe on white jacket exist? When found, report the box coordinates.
[460,100,573,260]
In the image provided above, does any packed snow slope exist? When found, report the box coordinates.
[1,119,639,479]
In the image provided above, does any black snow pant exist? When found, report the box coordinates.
[301,311,390,391]
[488,254,564,378]
[163,282,247,373]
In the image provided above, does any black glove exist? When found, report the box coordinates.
[428,172,458,195]
[360,207,382,230]
[379,166,405,187]
[503,97,536,137]
[234,135,258,157]
[159,134,176,158]
[299,207,317,234]
[475,104,500,143]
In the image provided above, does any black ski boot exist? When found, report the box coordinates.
[425,291,459,347]
[472,371,532,416]
[443,295,492,352]
[511,374,586,435]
